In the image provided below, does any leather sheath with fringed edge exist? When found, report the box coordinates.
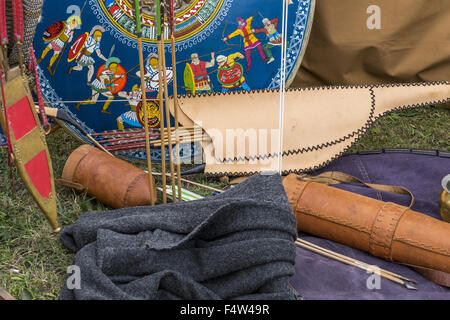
[282,174,450,284]
[61,144,157,208]
[169,82,450,176]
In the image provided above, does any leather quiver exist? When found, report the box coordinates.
[61,145,157,208]
[283,174,450,275]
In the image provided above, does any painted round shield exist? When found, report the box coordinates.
[95,62,128,94]
[217,62,244,87]
[146,69,174,91]
[67,32,89,62]
[137,100,161,128]
[43,21,66,42]
[27,0,316,161]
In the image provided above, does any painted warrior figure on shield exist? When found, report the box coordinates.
[216,53,250,92]
[136,53,173,92]
[116,84,143,130]
[75,57,126,114]
[136,53,159,91]
[223,16,267,72]
[116,84,161,130]
[37,15,82,74]
[252,17,288,64]
[185,52,215,94]
[69,25,108,83]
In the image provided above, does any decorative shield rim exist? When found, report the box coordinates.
[136,99,161,128]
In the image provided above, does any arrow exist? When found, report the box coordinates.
[135,0,156,205]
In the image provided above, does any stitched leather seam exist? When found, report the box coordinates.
[369,203,388,257]
[294,181,311,213]
[202,83,450,177]
[385,206,409,261]
[123,174,145,207]
[72,151,92,182]
[207,82,449,163]
[387,208,409,260]
[369,203,408,260]
[297,206,372,234]
[286,179,304,209]
[395,238,450,256]
[205,148,450,177]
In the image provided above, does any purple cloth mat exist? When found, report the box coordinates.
[290,150,450,300]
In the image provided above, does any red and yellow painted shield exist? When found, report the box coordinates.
[95,63,128,95]
[42,21,66,42]
[67,32,88,62]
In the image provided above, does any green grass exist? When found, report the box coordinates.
[0,106,449,299]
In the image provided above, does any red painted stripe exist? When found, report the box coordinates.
[0,0,8,45]
[24,150,52,199]
[7,96,37,140]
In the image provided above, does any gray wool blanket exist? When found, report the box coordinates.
[59,174,298,300]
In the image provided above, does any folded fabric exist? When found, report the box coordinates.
[59,174,298,300]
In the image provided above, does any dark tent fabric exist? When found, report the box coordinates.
[294,0,450,87]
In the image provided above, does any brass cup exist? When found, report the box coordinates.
[439,174,450,223]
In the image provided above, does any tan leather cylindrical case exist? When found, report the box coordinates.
[283,174,450,274]
[62,145,157,208]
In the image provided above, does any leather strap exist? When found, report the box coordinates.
[301,171,415,208]
[55,178,86,192]
[413,266,450,288]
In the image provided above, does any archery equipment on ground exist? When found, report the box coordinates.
[295,238,417,290]
[282,173,450,286]
[135,0,156,206]
[169,0,183,202]
[60,144,157,209]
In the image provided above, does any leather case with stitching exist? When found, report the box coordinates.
[169,82,450,176]
[62,144,157,208]
[282,174,450,275]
